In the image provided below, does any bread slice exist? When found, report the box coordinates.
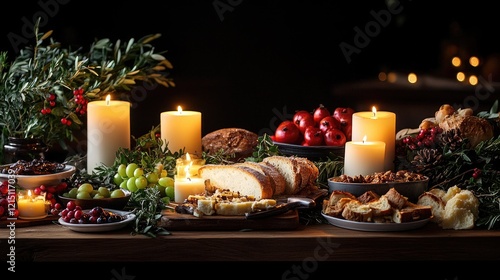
[417,191,446,224]
[262,156,302,194]
[367,195,393,217]
[342,200,373,222]
[392,204,432,223]
[323,197,357,218]
[326,190,357,207]
[258,162,286,196]
[357,190,380,203]
[293,156,319,190]
[385,187,409,209]
[234,161,286,196]
[198,165,274,199]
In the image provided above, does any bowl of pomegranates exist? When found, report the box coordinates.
[272,105,352,161]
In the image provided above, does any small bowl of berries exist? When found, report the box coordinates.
[58,202,136,232]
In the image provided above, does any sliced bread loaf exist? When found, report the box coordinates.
[198,164,274,199]
[262,156,301,194]
[262,155,318,194]
[234,161,286,196]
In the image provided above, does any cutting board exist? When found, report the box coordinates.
[159,209,300,231]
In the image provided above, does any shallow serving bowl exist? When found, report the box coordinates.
[273,142,344,161]
[58,189,132,210]
[0,164,76,189]
[327,176,429,202]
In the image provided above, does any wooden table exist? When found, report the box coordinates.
[1,217,499,278]
[3,221,500,262]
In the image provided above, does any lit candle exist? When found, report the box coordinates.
[174,166,205,203]
[17,190,47,219]
[87,95,131,174]
[176,152,206,178]
[352,107,396,171]
[343,136,386,177]
[160,106,202,156]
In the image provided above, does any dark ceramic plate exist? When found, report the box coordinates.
[273,142,344,161]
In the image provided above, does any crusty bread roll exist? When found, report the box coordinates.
[441,190,479,230]
[202,128,258,161]
[441,185,462,203]
[438,114,494,148]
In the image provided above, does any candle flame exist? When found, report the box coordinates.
[372,106,377,118]
[184,164,192,179]
[106,94,111,106]
[27,190,32,197]
[186,152,191,161]
[177,106,183,114]
[362,135,367,143]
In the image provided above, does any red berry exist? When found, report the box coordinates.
[66,200,76,211]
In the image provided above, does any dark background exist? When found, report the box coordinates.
[1,0,499,139]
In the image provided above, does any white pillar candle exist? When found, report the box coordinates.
[17,190,47,219]
[343,137,386,177]
[160,106,202,157]
[176,153,205,178]
[87,95,130,174]
[352,108,396,171]
[174,175,205,203]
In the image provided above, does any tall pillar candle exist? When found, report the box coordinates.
[160,106,202,156]
[352,108,396,171]
[343,138,386,177]
[87,96,130,174]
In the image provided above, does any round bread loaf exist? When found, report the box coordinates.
[202,128,258,162]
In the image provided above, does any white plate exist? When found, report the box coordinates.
[321,213,430,232]
[58,208,136,233]
[0,164,76,189]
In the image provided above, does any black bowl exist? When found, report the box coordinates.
[58,189,132,210]
[327,177,429,202]
[273,142,344,161]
